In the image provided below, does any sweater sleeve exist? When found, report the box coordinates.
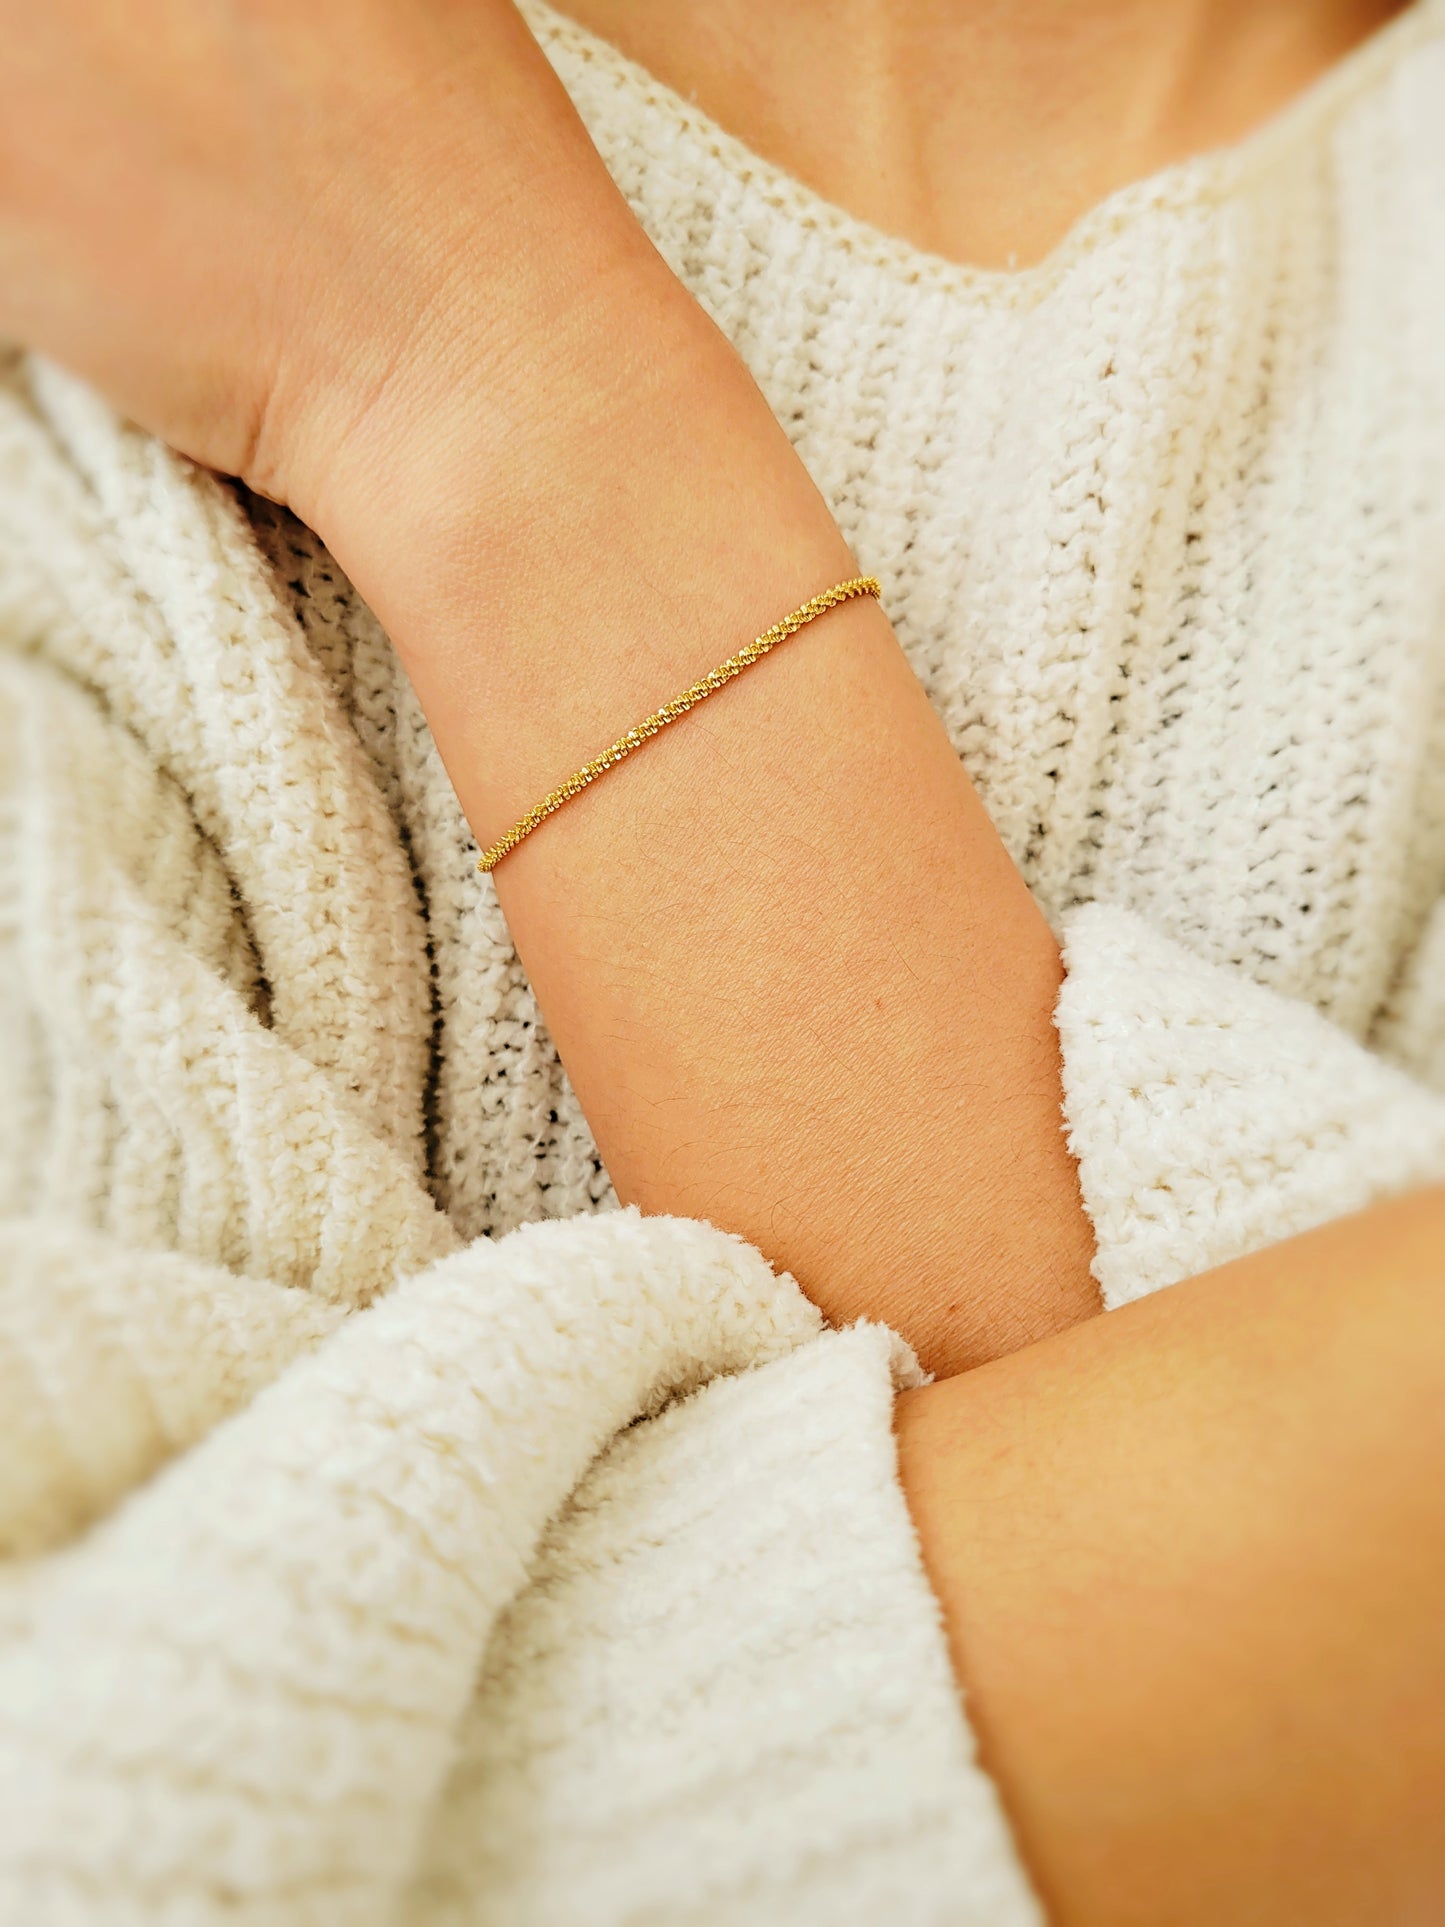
[0,1208,1040,1927]
[409,1321,1041,1927]
[1055,900,1445,1309]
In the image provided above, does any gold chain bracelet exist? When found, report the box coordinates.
[475,574,882,874]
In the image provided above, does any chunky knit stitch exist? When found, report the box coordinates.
[1,0,1444,1919]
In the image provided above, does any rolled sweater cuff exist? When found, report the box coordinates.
[1056,901,1445,1308]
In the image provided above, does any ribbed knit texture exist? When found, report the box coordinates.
[1,1,1444,1919]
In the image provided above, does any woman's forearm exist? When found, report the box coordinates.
[312,264,1099,1374]
[0,0,1095,1371]
[895,1185,1445,1920]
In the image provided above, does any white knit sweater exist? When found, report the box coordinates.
[2,0,1444,1919]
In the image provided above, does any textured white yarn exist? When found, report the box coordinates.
[1,0,1444,1919]
[1056,904,1445,1307]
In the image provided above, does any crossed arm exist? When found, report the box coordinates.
[2,0,1102,1376]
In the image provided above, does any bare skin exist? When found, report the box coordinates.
[0,0,1439,1915]
[897,1186,1445,1924]
[561,0,1410,268]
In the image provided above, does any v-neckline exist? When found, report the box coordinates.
[520,0,1443,302]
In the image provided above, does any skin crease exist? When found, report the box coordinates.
[0,1,1439,1917]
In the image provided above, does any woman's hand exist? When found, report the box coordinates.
[0,0,670,525]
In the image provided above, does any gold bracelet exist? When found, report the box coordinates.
[475,574,882,874]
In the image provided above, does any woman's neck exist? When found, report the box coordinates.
[553,0,1410,267]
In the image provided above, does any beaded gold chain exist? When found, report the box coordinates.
[476,574,882,873]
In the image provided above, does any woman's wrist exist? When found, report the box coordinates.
[303,253,860,843]
[283,213,687,592]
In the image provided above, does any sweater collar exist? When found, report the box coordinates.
[518,0,1445,299]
